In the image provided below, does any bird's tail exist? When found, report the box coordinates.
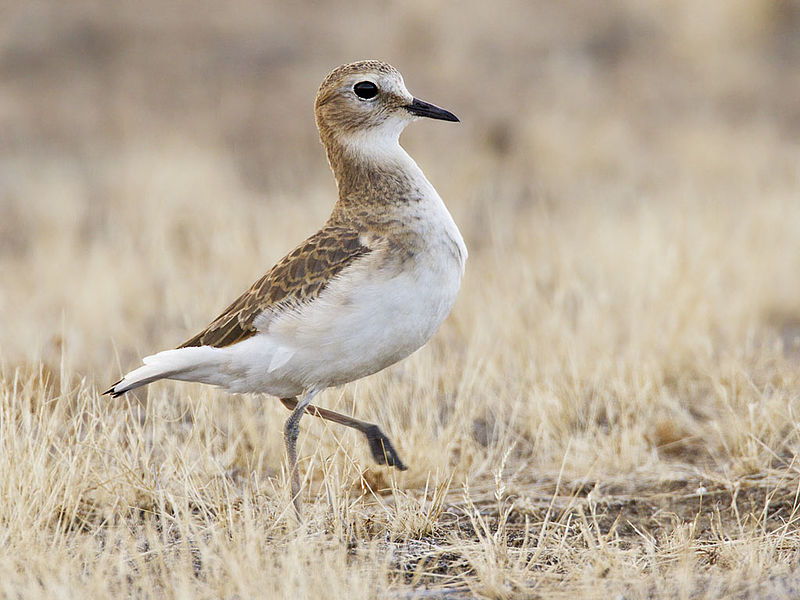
[103,347,224,397]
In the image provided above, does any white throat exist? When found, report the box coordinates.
[338,116,417,168]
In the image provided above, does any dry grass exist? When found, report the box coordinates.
[2,0,800,597]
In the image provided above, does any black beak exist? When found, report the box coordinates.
[405,98,460,122]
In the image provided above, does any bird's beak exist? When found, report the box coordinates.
[405,98,460,122]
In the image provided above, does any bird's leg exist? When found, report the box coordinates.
[283,390,317,521]
[280,397,407,471]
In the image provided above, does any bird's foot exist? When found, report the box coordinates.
[364,425,408,471]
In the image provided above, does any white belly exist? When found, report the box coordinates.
[245,248,460,395]
[300,251,462,386]
[220,229,465,397]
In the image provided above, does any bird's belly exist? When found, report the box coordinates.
[272,253,462,390]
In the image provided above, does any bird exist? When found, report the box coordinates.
[104,60,467,518]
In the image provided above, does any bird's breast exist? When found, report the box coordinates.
[260,220,464,389]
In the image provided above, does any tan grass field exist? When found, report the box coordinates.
[2,1,800,597]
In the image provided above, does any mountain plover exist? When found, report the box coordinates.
[105,60,467,517]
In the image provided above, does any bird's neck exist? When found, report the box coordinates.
[320,129,427,211]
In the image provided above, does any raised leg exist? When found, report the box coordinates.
[280,397,407,471]
[284,389,317,521]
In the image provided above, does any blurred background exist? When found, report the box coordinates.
[1,0,799,379]
[3,5,800,594]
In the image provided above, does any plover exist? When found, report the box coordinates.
[105,60,467,517]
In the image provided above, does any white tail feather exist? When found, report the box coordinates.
[109,347,225,396]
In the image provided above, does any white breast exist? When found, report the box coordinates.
[269,198,465,391]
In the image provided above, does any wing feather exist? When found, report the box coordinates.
[179,226,371,348]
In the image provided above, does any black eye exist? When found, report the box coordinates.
[353,81,378,99]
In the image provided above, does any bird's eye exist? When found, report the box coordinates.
[353,81,379,100]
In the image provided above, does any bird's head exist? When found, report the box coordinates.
[314,60,458,157]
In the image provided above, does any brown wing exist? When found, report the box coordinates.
[179,226,371,348]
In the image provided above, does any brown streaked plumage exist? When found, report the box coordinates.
[104,60,465,521]
[180,226,371,349]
